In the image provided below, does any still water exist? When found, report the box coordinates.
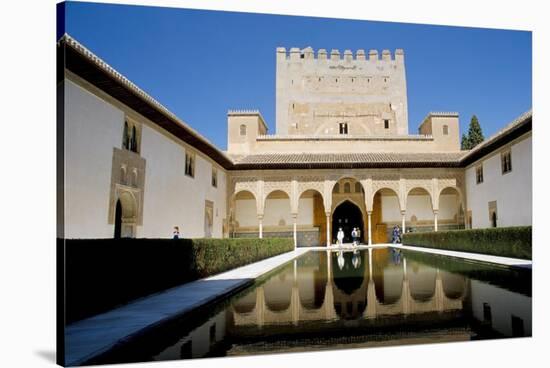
[93,248,532,364]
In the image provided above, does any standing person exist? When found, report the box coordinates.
[337,227,344,246]
[351,227,357,245]
[173,226,180,239]
[392,225,398,244]
[357,228,362,245]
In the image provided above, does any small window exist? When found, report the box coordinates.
[501,150,512,174]
[185,151,195,178]
[333,183,340,193]
[476,165,484,184]
[339,123,348,135]
[355,182,362,193]
[239,124,247,136]
[212,167,218,187]
[443,125,449,135]
[384,119,390,129]
[122,121,130,150]
[130,126,138,153]
[344,182,351,193]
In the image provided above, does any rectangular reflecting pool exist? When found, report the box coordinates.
[87,248,532,365]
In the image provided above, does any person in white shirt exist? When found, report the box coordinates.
[337,228,344,246]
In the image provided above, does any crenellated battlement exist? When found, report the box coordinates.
[277,46,404,62]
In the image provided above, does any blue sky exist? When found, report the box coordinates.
[61,2,532,150]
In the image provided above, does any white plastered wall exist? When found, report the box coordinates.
[139,124,227,238]
[64,79,123,238]
[63,77,227,239]
[465,135,532,228]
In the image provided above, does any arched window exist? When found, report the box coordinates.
[130,126,138,153]
[333,183,340,193]
[120,166,127,185]
[443,125,449,135]
[344,182,351,193]
[123,121,129,149]
[240,124,247,136]
[355,182,362,193]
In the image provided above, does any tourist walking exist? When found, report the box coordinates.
[351,228,358,246]
[392,225,401,244]
[173,226,180,239]
[337,227,344,246]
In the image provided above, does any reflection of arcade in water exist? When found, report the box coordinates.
[150,248,531,361]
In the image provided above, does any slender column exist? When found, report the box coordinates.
[292,214,298,249]
[368,247,373,279]
[326,212,331,247]
[367,211,373,245]
[433,210,439,232]
[258,215,263,238]
[401,210,406,234]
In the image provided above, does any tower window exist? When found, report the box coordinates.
[339,123,348,135]
[239,124,247,136]
[384,119,390,129]
[443,125,449,135]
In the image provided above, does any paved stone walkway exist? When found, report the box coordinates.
[390,243,532,268]
[64,248,309,366]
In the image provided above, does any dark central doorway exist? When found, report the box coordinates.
[332,201,364,243]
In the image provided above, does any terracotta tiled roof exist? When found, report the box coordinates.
[232,152,466,169]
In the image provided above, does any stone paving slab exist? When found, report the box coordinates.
[390,243,532,268]
[64,248,309,366]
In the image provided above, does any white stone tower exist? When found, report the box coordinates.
[275,47,409,136]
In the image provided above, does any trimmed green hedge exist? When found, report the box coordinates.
[62,237,293,323]
[402,226,531,260]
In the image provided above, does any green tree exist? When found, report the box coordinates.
[461,133,469,150]
[461,115,485,150]
[466,115,484,149]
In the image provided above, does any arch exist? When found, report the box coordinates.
[407,262,437,302]
[130,125,138,153]
[232,289,257,314]
[331,175,365,193]
[263,264,293,312]
[263,190,291,231]
[374,250,404,304]
[114,191,137,238]
[122,121,130,149]
[441,271,467,300]
[232,190,258,236]
[405,187,434,231]
[405,186,433,207]
[299,251,327,310]
[371,187,401,244]
[297,189,326,246]
[297,188,325,208]
[114,199,122,238]
[438,186,465,229]
[332,251,366,295]
[332,200,364,244]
